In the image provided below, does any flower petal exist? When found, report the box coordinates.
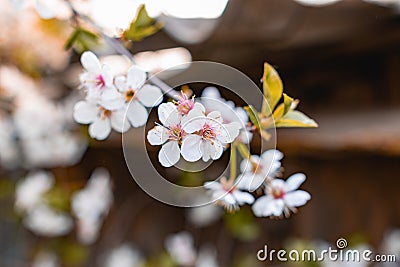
[158,102,177,126]
[204,181,222,191]
[284,173,306,192]
[261,149,283,162]
[99,87,124,110]
[158,141,180,167]
[126,65,146,89]
[110,108,130,133]
[252,195,274,217]
[147,126,169,145]
[81,51,101,73]
[232,190,254,205]
[88,118,111,140]
[217,122,241,143]
[284,190,311,207]
[73,101,98,124]
[200,140,223,161]
[126,100,148,127]
[136,85,163,107]
[236,173,265,192]
[181,134,202,162]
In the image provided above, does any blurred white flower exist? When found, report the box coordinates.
[201,86,253,144]
[0,117,18,167]
[195,246,219,267]
[252,173,311,217]
[73,100,129,140]
[9,0,71,19]
[15,171,54,213]
[204,177,254,211]
[181,110,241,162]
[104,244,144,267]
[186,200,222,227]
[72,168,113,245]
[380,229,400,267]
[32,251,60,267]
[237,149,283,192]
[165,232,197,266]
[23,204,73,237]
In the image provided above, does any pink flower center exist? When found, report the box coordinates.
[175,93,194,115]
[168,125,186,144]
[199,124,216,141]
[221,178,236,194]
[251,161,263,174]
[271,187,285,199]
[95,75,106,88]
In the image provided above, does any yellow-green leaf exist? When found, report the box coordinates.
[275,110,318,128]
[244,105,261,130]
[123,5,162,42]
[283,93,294,115]
[261,62,283,116]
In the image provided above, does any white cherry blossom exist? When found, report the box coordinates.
[165,232,197,266]
[201,86,253,144]
[32,251,60,267]
[147,102,185,167]
[23,204,73,237]
[204,177,254,211]
[105,244,144,267]
[115,65,163,127]
[79,52,123,110]
[15,171,54,213]
[181,110,241,162]
[237,149,283,191]
[73,100,129,140]
[72,168,113,244]
[252,173,311,217]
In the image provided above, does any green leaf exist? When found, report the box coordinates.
[123,5,162,42]
[273,93,294,120]
[244,105,261,130]
[261,63,283,116]
[275,110,318,128]
[64,27,99,52]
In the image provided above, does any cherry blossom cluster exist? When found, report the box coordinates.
[205,149,311,218]
[147,92,242,167]
[73,51,163,140]
[14,168,113,242]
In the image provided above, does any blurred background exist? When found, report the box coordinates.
[0,0,399,266]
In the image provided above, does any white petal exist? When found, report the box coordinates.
[114,75,127,92]
[221,193,236,205]
[261,149,284,162]
[201,86,221,99]
[147,126,169,145]
[88,118,111,140]
[182,114,205,133]
[236,173,265,192]
[217,122,241,143]
[269,199,285,216]
[126,101,148,127]
[73,101,98,124]
[207,111,223,124]
[110,108,130,133]
[158,102,177,126]
[252,195,274,217]
[200,140,223,161]
[158,141,181,167]
[101,66,114,87]
[284,190,311,207]
[35,0,56,19]
[81,51,101,73]
[284,173,306,192]
[204,181,222,191]
[136,85,163,107]
[181,134,202,162]
[239,155,260,173]
[99,87,124,110]
[232,190,254,205]
[127,65,147,89]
